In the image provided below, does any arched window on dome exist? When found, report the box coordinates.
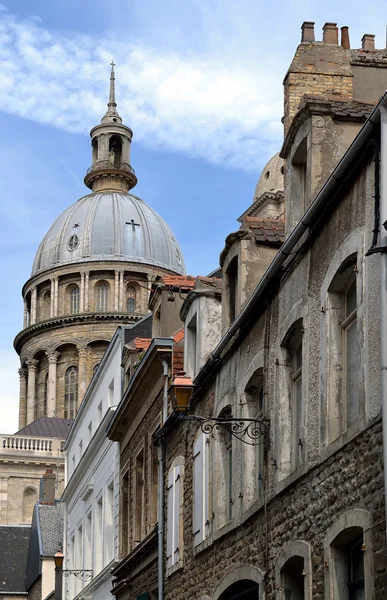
[127,286,137,313]
[69,285,80,315]
[41,289,51,321]
[64,366,78,419]
[92,137,98,163]
[96,282,109,311]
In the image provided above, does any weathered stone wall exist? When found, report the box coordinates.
[163,138,386,597]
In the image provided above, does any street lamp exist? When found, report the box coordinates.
[53,549,93,600]
[168,372,269,446]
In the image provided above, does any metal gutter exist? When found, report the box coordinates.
[194,92,386,391]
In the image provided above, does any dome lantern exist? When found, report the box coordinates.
[84,61,138,193]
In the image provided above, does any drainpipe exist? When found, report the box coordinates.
[158,360,169,600]
[379,105,387,536]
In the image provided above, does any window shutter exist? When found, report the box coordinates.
[204,435,210,538]
[166,468,174,568]
[193,436,203,546]
[173,465,180,565]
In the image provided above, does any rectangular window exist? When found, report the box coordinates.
[108,379,115,406]
[95,497,103,573]
[105,482,114,565]
[291,338,302,469]
[134,448,145,543]
[85,511,92,570]
[227,257,238,323]
[98,401,102,424]
[121,470,130,555]
[149,423,161,530]
[186,313,197,379]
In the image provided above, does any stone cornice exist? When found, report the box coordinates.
[14,312,144,353]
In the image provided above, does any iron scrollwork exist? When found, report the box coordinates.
[178,414,269,446]
[62,570,93,581]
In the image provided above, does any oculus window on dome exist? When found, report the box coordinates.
[67,235,79,252]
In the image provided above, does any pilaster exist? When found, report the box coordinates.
[46,351,60,417]
[18,368,28,430]
[26,358,39,425]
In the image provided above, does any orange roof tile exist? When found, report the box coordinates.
[161,275,196,289]
[173,328,185,344]
[243,217,285,244]
[132,337,152,352]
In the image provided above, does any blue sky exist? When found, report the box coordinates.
[1,0,386,433]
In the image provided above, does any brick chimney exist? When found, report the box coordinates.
[362,34,375,50]
[341,26,350,49]
[301,21,315,43]
[40,469,56,504]
[323,22,338,44]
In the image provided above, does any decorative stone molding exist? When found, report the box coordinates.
[212,565,265,600]
[275,540,312,599]
[18,368,27,380]
[26,358,39,372]
[46,350,60,364]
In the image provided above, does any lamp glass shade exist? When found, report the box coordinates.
[54,551,64,569]
[169,372,194,411]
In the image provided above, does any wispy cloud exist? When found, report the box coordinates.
[0,6,283,172]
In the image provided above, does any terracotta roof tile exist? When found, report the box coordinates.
[173,328,185,344]
[132,337,152,351]
[196,276,223,292]
[161,275,196,289]
[243,217,285,244]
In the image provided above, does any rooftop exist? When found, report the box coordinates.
[16,417,73,439]
[0,526,30,593]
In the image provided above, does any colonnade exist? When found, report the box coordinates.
[18,346,94,429]
[23,270,152,328]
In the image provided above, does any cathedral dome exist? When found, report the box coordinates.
[32,192,185,276]
[254,152,284,200]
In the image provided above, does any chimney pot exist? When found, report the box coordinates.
[301,21,315,43]
[323,22,339,44]
[341,26,350,49]
[40,468,56,505]
[362,34,375,50]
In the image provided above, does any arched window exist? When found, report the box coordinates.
[96,282,109,311]
[275,541,312,600]
[244,368,265,503]
[326,253,360,440]
[64,366,78,419]
[22,487,38,523]
[41,290,51,321]
[127,286,136,313]
[279,319,304,475]
[92,137,98,163]
[69,285,80,315]
[43,372,48,416]
[109,134,122,168]
[213,405,233,528]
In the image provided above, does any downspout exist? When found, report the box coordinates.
[379,104,387,536]
[158,360,169,600]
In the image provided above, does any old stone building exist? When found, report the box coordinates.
[13,62,185,431]
[147,21,387,600]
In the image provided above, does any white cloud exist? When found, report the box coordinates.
[0,7,284,172]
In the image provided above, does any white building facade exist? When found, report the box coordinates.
[62,327,127,600]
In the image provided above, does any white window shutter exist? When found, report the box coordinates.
[173,465,180,565]
[204,434,210,539]
[193,436,203,546]
[166,468,174,568]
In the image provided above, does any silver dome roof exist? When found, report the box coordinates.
[32,192,185,276]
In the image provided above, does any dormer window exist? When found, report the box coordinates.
[292,137,307,215]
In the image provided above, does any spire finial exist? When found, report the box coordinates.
[101,60,122,123]
[109,59,116,106]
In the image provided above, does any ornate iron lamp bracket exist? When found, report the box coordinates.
[177,414,269,446]
[62,570,93,581]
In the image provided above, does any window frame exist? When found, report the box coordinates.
[166,456,184,573]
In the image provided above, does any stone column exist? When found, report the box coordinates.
[18,368,28,430]
[54,278,59,316]
[50,279,55,317]
[78,347,89,405]
[31,287,37,325]
[119,271,124,311]
[46,351,59,417]
[26,359,39,425]
[80,273,85,312]
[84,272,90,312]
[114,270,119,311]
[23,299,28,329]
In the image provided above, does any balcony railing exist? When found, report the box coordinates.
[1,434,64,454]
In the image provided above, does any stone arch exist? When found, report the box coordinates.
[324,509,373,600]
[109,134,123,168]
[275,540,312,599]
[22,487,38,523]
[212,565,265,600]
